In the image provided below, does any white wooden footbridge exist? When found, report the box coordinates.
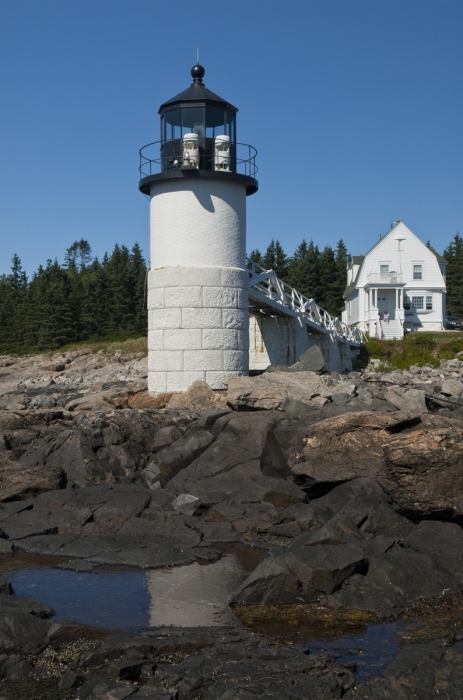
[247,258,364,343]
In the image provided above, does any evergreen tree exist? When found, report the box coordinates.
[290,240,322,302]
[248,249,263,266]
[288,240,309,291]
[129,243,148,334]
[318,246,338,315]
[104,244,132,334]
[65,239,92,271]
[262,239,289,280]
[333,239,348,318]
[444,233,463,317]
[0,255,28,347]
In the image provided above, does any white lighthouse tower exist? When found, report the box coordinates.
[139,64,258,393]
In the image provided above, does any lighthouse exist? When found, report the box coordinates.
[139,64,258,393]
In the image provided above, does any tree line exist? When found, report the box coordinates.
[443,233,463,318]
[0,240,147,352]
[1,233,462,353]
[249,238,349,320]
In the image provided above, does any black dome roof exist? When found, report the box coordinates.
[159,64,238,115]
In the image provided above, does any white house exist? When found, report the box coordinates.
[342,221,447,339]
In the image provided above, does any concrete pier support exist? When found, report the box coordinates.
[248,314,356,373]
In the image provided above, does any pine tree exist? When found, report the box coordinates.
[262,240,289,280]
[248,249,263,266]
[104,244,132,334]
[129,243,148,334]
[0,255,28,348]
[444,233,463,317]
[288,240,309,291]
[292,240,322,302]
[65,239,92,271]
[334,239,348,318]
[318,246,338,314]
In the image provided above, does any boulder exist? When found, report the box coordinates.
[384,386,427,413]
[403,520,463,577]
[378,418,463,520]
[225,372,354,411]
[142,428,215,488]
[286,542,367,599]
[329,543,461,617]
[286,412,422,495]
[233,541,367,606]
[0,453,65,502]
[287,345,326,373]
[64,392,114,412]
[167,381,227,410]
[231,556,300,605]
[128,391,172,409]
[165,413,305,506]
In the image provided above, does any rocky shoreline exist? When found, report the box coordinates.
[1,347,463,698]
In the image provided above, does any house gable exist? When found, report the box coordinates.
[355,222,446,291]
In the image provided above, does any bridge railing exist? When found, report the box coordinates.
[247,257,365,345]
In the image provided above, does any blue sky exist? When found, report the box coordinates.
[1,0,462,277]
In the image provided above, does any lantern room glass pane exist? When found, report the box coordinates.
[182,107,205,137]
[163,109,182,141]
[205,107,226,137]
[226,111,236,141]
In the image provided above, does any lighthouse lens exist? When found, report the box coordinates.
[182,108,204,137]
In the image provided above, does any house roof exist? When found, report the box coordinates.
[344,257,364,296]
[433,250,447,264]
[350,256,365,266]
[343,223,446,298]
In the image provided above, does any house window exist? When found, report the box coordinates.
[413,265,423,280]
[403,294,411,310]
[426,296,432,310]
[380,264,389,280]
[412,296,424,310]
[348,301,352,318]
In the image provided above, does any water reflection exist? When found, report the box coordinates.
[147,557,247,627]
[7,549,257,631]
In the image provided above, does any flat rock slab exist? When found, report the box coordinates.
[0,454,65,502]
[225,372,356,410]
[14,533,198,569]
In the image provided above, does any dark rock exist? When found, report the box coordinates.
[196,408,232,429]
[346,643,463,699]
[404,520,463,577]
[166,413,305,507]
[287,412,422,495]
[0,509,71,539]
[143,428,215,488]
[359,502,415,539]
[0,453,66,502]
[329,543,460,617]
[288,345,326,373]
[281,397,314,418]
[231,556,300,605]
[378,415,463,520]
[45,430,94,488]
[285,543,367,600]
[0,576,13,596]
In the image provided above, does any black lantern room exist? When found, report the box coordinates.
[139,65,257,195]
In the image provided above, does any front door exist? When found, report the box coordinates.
[377,289,396,320]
